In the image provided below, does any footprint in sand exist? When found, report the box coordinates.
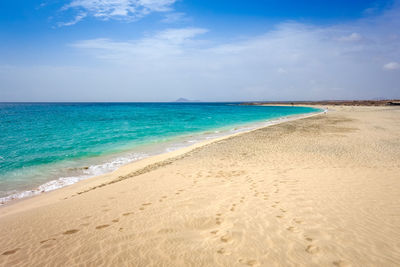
[293,218,303,224]
[63,229,79,235]
[286,226,300,233]
[217,248,226,254]
[217,247,232,255]
[112,218,119,223]
[220,233,232,243]
[238,258,259,266]
[304,236,313,242]
[40,238,57,249]
[139,203,152,210]
[305,245,319,254]
[95,224,110,230]
[215,213,223,225]
[122,212,134,216]
[2,248,20,256]
[40,238,56,244]
[333,260,351,267]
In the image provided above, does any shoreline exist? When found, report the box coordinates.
[0,108,324,214]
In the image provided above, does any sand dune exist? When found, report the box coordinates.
[1,106,400,266]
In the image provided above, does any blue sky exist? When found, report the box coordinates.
[0,0,399,101]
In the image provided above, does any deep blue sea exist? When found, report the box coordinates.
[0,103,320,202]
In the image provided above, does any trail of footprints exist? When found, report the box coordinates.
[210,173,328,266]
[267,176,321,256]
[211,192,261,265]
[1,170,347,266]
[1,173,194,257]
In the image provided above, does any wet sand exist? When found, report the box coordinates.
[1,106,399,266]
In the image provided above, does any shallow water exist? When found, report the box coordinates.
[0,102,320,202]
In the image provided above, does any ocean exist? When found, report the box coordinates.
[0,103,320,203]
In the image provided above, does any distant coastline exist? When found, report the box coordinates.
[241,99,400,106]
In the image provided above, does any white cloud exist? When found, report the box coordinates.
[161,12,187,23]
[66,10,400,101]
[383,62,400,70]
[72,2,400,101]
[155,28,208,43]
[58,12,87,26]
[72,27,208,60]
[61,0,177,25]
[338,32,362,42]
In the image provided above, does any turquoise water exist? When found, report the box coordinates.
[0,103,320,202]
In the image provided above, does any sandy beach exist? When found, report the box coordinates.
[1,105,399,266]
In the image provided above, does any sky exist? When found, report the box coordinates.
[0,0,399,101]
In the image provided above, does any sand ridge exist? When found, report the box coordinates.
[0,106,399,266]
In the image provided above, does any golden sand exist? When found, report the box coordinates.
[1,106,399,266]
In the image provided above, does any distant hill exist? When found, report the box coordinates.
[175,98,200,102]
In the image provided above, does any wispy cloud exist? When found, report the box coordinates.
[337,32,362,42]
[383,62,400,70]
[60,0,177,26]
[161,12,188,23]
[72,27,208,60]
[68,5,400,100]
[58,12,87,26]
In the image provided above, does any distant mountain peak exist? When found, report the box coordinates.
[175,98,199,102]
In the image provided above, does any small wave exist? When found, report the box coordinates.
[0,153,147,205]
